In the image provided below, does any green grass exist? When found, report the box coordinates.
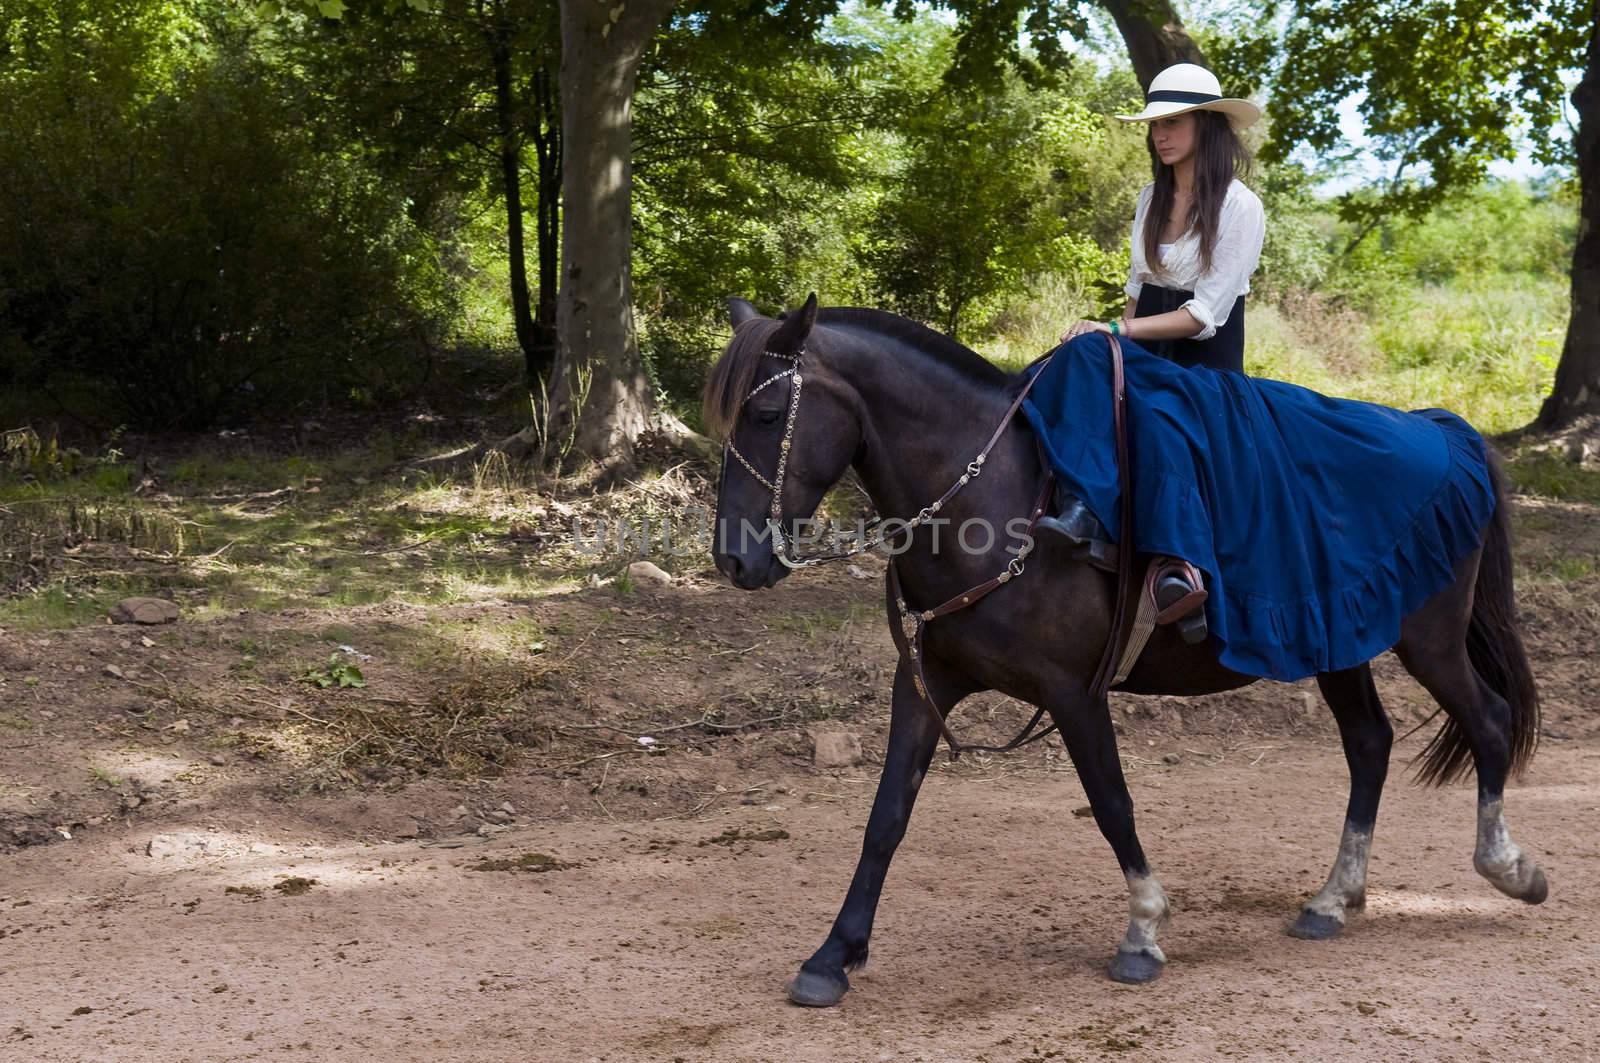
[978,273,1103,371]
[0,440,575,629]
[1543,556,1598,582]
[981,272,1566,437]
[1505,450,1600,504]
[0,583,143,631]
[1244,275,1565,434]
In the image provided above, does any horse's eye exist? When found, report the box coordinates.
[755,407,782,426]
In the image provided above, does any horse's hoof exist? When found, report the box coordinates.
[1288,910,1345,940]
[1480,858,1550,904]
[1108,949,1164,984]
[1519,866,1549,905]
[787,968,849,1007]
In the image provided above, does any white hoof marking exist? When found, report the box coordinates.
[1306,825,1372,922]
[1121,872,1170,963]
[1475,799,1541,897]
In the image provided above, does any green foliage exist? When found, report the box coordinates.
[302,654,367,688]
[1251,161,1334,297]
[259,0,433,19]
[1379,179,1576,284]
[630,6,889,416]
[855,17,1146,339]
[0,1,455,429]
[630,4,1153,411]
[1218,0,1588,227]
[869,72,1090,337]
[1313,178,1576,317]
[281,0,559,293]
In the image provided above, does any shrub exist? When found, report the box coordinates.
[0,8,455,429]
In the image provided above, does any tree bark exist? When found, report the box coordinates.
[532,65,560,370]
[1535,17,1600,431]
[547,0,678,470]
[485,1,549,388]
[1097,0,1207,90]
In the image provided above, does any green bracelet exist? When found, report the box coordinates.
[1108,318,1121,336]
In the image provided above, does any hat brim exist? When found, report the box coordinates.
[1115,98,1262,129]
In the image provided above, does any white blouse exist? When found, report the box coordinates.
[1124,179,1265,341]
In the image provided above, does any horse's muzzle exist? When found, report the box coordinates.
[715,550,788,590]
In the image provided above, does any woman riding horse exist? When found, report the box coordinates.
[1039,63,1265,641]
[706,292,1546,1003]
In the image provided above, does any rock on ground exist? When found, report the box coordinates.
[110,598,180,625]
[627,561,674,585]
[146,833,212,859]
[810,731,863,768]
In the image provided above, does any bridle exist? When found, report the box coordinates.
[721,345,1034,570]
[717,335,1137,761]
[720,348,812,568]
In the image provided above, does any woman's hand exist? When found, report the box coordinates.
[1060,319,1112,343]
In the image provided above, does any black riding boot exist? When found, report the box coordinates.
[1033,486,1119,572]
[1038,486,1210,644]
[1153,570,1209,645]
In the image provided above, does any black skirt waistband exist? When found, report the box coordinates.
[1133,284,1245,374]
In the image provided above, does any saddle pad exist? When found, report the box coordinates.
[1021,334,1497,682]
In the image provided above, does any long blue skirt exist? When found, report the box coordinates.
[1020,334,1497,682]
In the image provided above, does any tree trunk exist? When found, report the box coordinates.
[1535,18,1600,431]
[1098,0,1206,89]
[532,65,560,371]
[486,3,548,388]
[547,0,678,470]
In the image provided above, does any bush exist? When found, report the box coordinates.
[1388,179,1576,284]
[0,9,455,429]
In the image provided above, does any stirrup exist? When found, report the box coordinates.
[1151,561,1208,644]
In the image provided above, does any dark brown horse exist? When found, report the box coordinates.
[705,294,1545,1006]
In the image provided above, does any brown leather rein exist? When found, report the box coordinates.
[886,336,1134,759]
[722,336,1134,760]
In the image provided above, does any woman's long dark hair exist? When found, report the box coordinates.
[1144,110,1253,274]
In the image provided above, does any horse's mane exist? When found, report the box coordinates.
[819,308,1011,387]
[701,306,1011,437]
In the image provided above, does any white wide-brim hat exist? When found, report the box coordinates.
[1116,62,1261,129]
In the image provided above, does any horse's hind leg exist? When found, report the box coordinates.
[1395,567,1548,905]
[1047,690,1170,984]
[1397,639,1548,902]
[787,662,948,1007]
[1290,665,1393,940]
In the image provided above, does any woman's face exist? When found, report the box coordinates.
[1150,112,1198,168]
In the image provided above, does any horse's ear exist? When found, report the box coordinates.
[768,292,819,354]
[727,296,761,328]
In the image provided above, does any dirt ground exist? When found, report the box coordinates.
[2,737,1598,1062]
[0,462,1596,1060]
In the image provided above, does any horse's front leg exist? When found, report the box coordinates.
[1047,687,1171,984]
[787,662,948,1007]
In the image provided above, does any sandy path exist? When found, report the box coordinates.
[3,738,1597,1062]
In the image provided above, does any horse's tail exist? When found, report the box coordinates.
[1416,451,1541,786]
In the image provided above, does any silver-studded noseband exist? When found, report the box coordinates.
[722,347,812,567]
[721,344,1004,569]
